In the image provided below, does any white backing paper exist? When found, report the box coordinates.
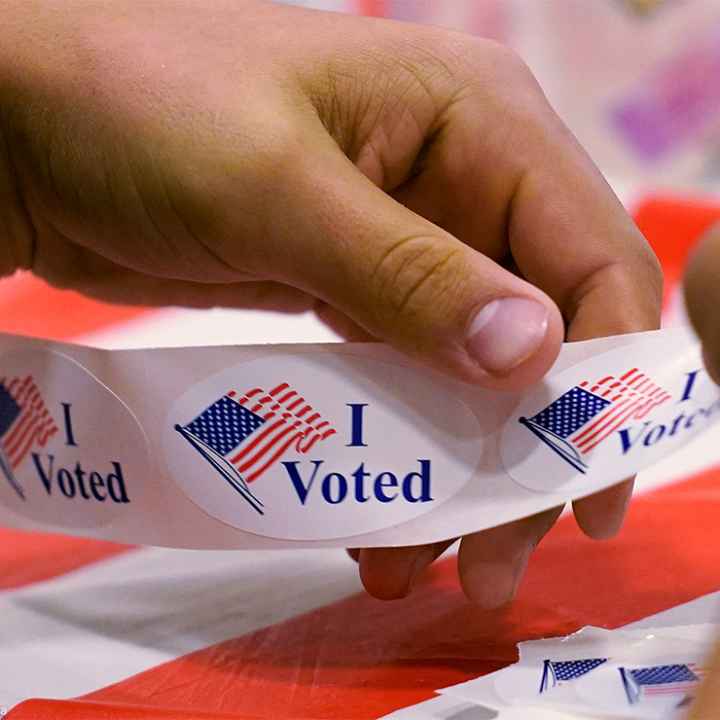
[0,327,716,548]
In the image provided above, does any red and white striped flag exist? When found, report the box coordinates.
[0,375,58,469]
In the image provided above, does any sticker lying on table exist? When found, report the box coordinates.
[0,349,150,530]
[164,353,484,540]
[439,624,715,720]
[502,330,720,495]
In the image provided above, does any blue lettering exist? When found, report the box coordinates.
[685,411,700,430]
[74,462,90,499]
[375,472,399,502]
[346,404,368,447]
[32,453,54,494]
[643,424,666,447]
[30,454,128,503]
[321,473,347,504]
[402,460,433,502]
[284,459,434,505]
[283,459,324,505]
[619,397,720,455]
[352,462,370,502]
[57,468,76,498]
[106,462,130,503]
[680,370,702,403]
[89,471,107,501]
[618,422,650,454]
[669,414,686,436]
[62,403,78,446]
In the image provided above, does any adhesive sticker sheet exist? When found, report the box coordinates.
[439,624,716,719]
[0,326,716,549]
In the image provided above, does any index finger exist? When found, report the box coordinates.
[393,52,662,540]
[685,223,720,383]
[507,116,662,539]
[508,123,663,338]
[390,46,663,335]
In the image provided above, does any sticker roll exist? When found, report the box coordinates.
[0,327,715,549]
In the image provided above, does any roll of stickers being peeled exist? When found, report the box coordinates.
[0,327,716,549]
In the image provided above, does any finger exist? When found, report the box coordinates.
[33,240,314,312]
[391,51,663,337]
[83,274,313,312]
[259,118,564,390]
[341,47,661,587]
[458,506,563,608]
[572,479,634,539]
[564,216,658,538]
[685,223,720,384]
[357,539,456,600]
[366,47,659,542]
[314,302,376,342]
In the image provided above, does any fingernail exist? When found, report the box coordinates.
[467,298,549,375]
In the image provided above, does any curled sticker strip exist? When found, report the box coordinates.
[0,327,715,548]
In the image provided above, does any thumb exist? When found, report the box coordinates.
[685,223,720,384]
[279,142,564,388]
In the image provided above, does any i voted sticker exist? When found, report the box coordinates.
[501,332,720,495]
[0,349,150,529]
[164,353,483,540]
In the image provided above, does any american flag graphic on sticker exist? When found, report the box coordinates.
[519,368,671,473]
[539,658,608,693]
[0,375,58,499]
[620,663,705,705]
[175,383,336,514]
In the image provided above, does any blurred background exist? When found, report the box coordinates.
[287,0,720,196]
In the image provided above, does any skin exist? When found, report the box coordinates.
[684,223,720,718]
[0,0,662,607]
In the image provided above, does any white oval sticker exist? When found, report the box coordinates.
[501,332,720,495]
[164,353,482,540]
[0,349,150,529]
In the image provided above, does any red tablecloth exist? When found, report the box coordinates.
[3,195,720,720]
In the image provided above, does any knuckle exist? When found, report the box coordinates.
[369,233,466,329]
[479,41,533,78]
[237,114,311,188]
[626,237,664,314]
[461,39,539,93]
[425,37,551,135]
[641,245,664,300]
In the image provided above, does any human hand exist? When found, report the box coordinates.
[685,223,720,384]
[0,0,662,605]
[684,223,720,718]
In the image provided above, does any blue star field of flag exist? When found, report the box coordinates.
[629,665,699,686]
[184,396,266,457]
[550,658,608,681]
[0,384,20,437]
[529,387,610,438]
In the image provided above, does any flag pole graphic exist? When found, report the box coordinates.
[175,425,264,515]
[0,445,23,499]
[519,417,588,474]
[540,661,552,693]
